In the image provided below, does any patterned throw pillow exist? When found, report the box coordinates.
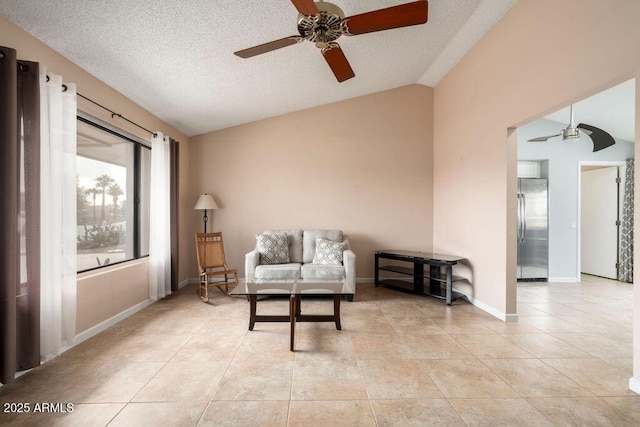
[256,233,290,265]
[312,237,346,266]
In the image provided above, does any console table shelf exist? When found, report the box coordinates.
[374,250,467,305]
[377,265,414,275]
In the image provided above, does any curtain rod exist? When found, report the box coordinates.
[44,73,158,138]
[77,93,157,138]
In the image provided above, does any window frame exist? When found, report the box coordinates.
[76,112,151,273]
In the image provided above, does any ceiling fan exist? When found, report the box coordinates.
[528,104,616,152]
[234,0,429,82]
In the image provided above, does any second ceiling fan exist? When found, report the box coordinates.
[528,104,616,152]
[234,0,429,82]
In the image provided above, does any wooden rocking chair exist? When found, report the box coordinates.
[195,232,238,302]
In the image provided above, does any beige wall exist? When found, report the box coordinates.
[432,0,639,374]
[188,84,434,280]
[0,16,192,333]
[76,260,149,333]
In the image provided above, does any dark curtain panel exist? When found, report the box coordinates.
[0,46,20,385]
[619,158,634,283]
[170,138,179,291]
[0,47,41,384]
[17,59,41,371]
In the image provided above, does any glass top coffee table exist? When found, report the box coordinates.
[230,275,353,351]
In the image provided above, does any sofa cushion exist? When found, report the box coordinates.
[263,229,303,263]
[255,263,301,280]
[256,233,290,265]
[312,237,347,266]
[303,229,343,263]
[301,263,345,280]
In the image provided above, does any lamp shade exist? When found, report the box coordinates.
[194,193,219,210]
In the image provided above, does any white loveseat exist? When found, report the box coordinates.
[245,229,356,300]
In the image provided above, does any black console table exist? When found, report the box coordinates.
[374,250,466,305]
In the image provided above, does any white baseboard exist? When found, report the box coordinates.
[179,278,196,288]
[74,298,155,345]
[629,377,640,395]
[548,277,579,283]
[364,278,517,322]
[504,313,519,322]
[462,293,518,322]
[4,298,156,385]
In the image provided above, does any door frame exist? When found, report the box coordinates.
[576,160,626,280]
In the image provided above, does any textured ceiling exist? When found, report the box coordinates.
[0,0,517,136]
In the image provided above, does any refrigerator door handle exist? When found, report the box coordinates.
[522,194,527,241]
[517,193,522,242]
[517,193,524,242]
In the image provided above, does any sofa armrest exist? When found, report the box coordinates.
[245,249,259,278]
[343,248,356,296]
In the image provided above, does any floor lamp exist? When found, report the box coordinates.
[194,193,219,233]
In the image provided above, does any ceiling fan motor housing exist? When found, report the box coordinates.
[562,126,580,141]
[297,1,345,49]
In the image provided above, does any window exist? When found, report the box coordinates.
[76,115,151,272]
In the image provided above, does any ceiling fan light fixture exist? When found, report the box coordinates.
[314,26,329,49]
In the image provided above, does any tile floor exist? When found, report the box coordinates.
[1,275,639,426]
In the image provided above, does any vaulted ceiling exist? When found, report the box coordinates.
[0,0,517,136]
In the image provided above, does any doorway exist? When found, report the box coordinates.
[579,162,626,280]
[516,78,635,284]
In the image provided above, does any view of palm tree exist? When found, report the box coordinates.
[76,165,127,271]
[107,183,123,219]
[86,187,99,223]
[94,174,115,223]
[77,175,124,226]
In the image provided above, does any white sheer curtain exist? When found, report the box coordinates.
[149,132,171,300]
[40,70,77,361]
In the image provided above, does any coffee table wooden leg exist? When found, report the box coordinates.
[249,295,257,331]
[290,295,296,351]
[334,295,342,330]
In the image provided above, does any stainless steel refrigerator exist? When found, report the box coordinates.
[517,178,549,281]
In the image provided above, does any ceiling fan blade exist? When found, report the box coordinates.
[577,123,616,152]
[290,0,319,16]
[234,36,302,58]
[528,133,561,142]
[342,0,428,36]
[322,44,355,82]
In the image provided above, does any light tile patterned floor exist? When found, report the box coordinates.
[1,275,639,426]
